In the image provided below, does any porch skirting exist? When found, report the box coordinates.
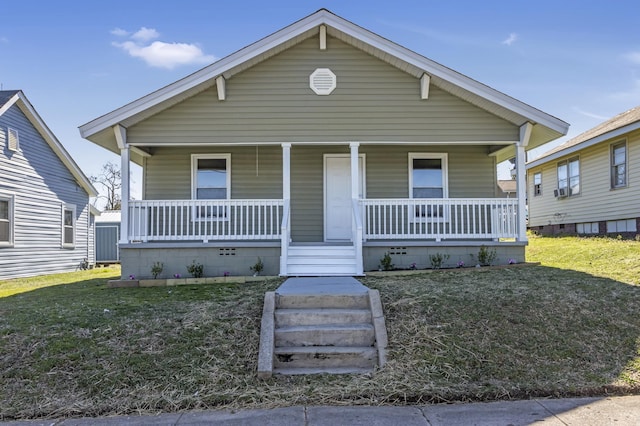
[118,240,526,280]
[120,242,281,280]
[363,241,526,272]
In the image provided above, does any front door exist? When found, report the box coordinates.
[324,155,364,241]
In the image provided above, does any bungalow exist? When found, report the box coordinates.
[1,90,98,279]
[79,9,568,279]
[527,105,640,237]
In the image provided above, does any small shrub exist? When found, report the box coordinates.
[379,252,394,271]
[477,245,497,266]
[250,257,264,276]
[186,260,204,278]
[429,253,449,269]
[151,261,164,279]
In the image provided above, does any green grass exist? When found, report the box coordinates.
[0,236,639,420]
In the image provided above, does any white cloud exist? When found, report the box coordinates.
[502,33,518,46]
[110,27,129,37]
[131,27,159,42]
[624,51,640,64]
[111,27,215,69]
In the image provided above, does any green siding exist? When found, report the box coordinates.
[128,35,517,145]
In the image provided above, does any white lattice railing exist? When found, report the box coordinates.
[128,199,284,242]
[360,198,518,241]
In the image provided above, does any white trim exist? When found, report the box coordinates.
[319,24,327,50]
[216,76,226,101]
[129,140,519,147]
[0,192,15,247]
[79,9,568,140]
[408,152,449,198]
[420,73,430,100]
[62,203,76,248]
[323,153,365,241]
[191,153,232,221]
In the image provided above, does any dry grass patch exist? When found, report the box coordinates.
[1,236,640,420]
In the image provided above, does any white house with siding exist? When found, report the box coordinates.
[527,106,640,237]
[80,9,568,279]
[0,90,98,280]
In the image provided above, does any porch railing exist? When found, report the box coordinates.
[128,199,284,242]
[360,198,518,240]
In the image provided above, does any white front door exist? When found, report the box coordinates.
[324,155,364,241]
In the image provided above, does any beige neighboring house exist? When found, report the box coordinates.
[527,105,640,237]
[79,9,568,279]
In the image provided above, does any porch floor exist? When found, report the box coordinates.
[276,277,368,295]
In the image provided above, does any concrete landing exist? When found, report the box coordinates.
[276,277,369,295]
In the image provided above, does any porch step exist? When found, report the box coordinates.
[285,245,359,276]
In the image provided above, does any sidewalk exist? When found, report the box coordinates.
[3,396,639,425]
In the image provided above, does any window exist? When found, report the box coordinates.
[606,219,637,233]
[577,222,599,234]
[62,204,75,247]
[7,128,19,151]
[611,141,627,189]
[557,157,580,196]
[533,172,542,196]
[191,154,230,219]
[0,195,14,246]
[409,153,448,218]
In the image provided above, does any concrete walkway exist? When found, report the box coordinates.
[275,276,370,295]
[3,396,640,425]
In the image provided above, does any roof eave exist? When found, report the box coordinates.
[527,120,640,170]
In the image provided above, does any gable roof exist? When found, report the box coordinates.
[0,90,97,197]
[527,105,640,169]
[80,8,568,162]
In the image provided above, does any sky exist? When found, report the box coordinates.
[1,0,639,206]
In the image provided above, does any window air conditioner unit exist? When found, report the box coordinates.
[554,188,567,198]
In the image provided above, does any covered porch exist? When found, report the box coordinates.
[116,128,532,278]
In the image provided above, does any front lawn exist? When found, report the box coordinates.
[0,236,639,420]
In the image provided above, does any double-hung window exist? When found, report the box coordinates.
[611,141,627,189]
[62,204,76,247]
[409,153,448,219]
[0,195,14,246]
[557,157,580,196]
[191,154,230,219]
[533,172,542,196]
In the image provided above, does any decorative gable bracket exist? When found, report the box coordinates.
[420,73,430,100]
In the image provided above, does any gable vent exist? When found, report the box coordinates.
[7,128,19,152]
[309,68,336,95]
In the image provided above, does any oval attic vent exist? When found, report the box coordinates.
[309,68,336,95]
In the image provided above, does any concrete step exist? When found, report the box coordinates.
[276,293,369,309]
[275,308,372,327]
[274,346,377,369]
[274,367,373,375]
[285,265,359,276]
[275,324,375,347]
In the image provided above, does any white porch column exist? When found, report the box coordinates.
[350,142,363,275]
[114,125,130,244]
[282,143,291,201]
[280,143,292,276]
[517,122,533,242]
[349,142,359,200]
